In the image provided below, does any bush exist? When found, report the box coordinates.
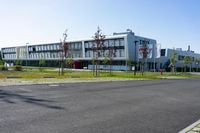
[13,65,23,71]
[15,60,22,65]
[39,67,45,72]
[0,60,4,65]
[0,65,8,71]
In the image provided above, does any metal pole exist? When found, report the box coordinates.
[154,54,156,72]
[134,41,138,75]
[26,43,29,70]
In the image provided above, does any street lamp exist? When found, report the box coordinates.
[26,43,29,69]
[134,41,138,75]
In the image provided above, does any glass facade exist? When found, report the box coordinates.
[1,38,125,61]
[84,38,125,58]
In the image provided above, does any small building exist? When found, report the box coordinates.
[156,47,200,72]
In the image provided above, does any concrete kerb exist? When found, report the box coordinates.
[0,78,148,86]
[178,119,200,133]
[0,76,190,87]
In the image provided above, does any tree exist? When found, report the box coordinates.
[139,41,149,76]
[39,58,46,72]
[0,60,4,66]
[59,29,69,76]
[107,47,116,75]
[92,26,105,77]
[127,60,137,75]
[66,58,73,68]
[127,60,133,71]
[0,51,3,64]
[14,60,23,71]
[15,60,22,65]
[103,56,109,66]
[0,52,4,65]
[195,58,200,72]
[39,58,45,67]
[91,58,97,76]
[103,55,109,73]
[0,51,7,71]
[169,49,177,74]
[183,56,192,72]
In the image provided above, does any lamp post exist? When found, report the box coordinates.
[134,41,138,75]
[26,43,29,69]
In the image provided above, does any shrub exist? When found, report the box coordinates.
[39,59,46,67]
[13,65,23,71]
[0,65,8,71]
[15,60,22,65]
[0,60,4,65]
[39,67,45,72]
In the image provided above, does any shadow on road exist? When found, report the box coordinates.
[0,89,64,110]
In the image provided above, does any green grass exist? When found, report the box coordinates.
[0,67,199,80]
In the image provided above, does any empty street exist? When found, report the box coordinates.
[0,79,200,133]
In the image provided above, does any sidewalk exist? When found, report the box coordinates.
[0,77,144,86]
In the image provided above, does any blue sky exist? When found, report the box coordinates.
[0,0,200,52]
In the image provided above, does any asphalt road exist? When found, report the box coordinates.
[0,79,200,133]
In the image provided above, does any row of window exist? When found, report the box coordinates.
[84,39,125,48]
[2,48,16,53]
[28,44,60,52]
[178,55,195,61]
[29,52,61,59]
[3,54,16,59]
[69,42,82,49]
[85,49,125,58]
[28,52,82,59]
[28,42,82,52]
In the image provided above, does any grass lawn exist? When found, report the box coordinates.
[0,67,199,80]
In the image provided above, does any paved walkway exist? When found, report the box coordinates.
[0,78,144,86]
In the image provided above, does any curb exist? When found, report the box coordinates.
[178,119,200,133]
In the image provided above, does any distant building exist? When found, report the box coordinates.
[1,30,157,70]
[156,47,200,71]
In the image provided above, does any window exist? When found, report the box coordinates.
[56,45,60,50]
[46,45,49,50]
[178,55,184,60]
[109,40,114,47]
[116,50,120,57]
[38,46,41,51]
[120,49,125,57]
[85,42,88,48]
[43,45,46,51]
[161,49,166,56]
[53,45,56,50]
[28,47,32,52]
[74,43,78,49]
[119,39,124,46]
[56,53,59,58]
[88,42,92,48]
[115,40,119,46]
[85,51,88,57]
[47,53,50,58]
[79,43,82,49]
[33,47,36,52]
[104,40,108,47]
[50,45,53,50]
